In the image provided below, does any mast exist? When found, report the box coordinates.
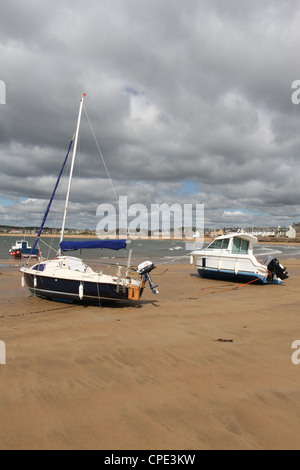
[59,94,86,255]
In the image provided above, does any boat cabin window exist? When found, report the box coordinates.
[208,238,230,250]
[32,264,45,272]
[232,238,249,255]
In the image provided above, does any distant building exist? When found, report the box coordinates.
[223,227,241,235]
[209,229,224,238]
[293,223,300,237]
[276,225,296,238]
[286,225,296,238]
[247,227,276,237]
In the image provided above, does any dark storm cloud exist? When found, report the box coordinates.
[1,0,300,228]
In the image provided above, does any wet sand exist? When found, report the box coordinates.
[0,259,300,450]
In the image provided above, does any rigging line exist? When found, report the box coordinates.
[28,138,74,263]
[83,104,127,230]
[39,238,59,255]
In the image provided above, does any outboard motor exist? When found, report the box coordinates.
[263,255,289,281]
[138,261,159,295]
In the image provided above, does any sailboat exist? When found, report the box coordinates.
[20,95,158,303]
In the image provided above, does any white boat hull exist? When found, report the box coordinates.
[191,233,288,285]
[195,253,270,284]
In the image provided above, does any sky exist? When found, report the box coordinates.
[1,0,300,230]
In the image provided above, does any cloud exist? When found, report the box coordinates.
[0,0,300,229]
[224,211,247,218]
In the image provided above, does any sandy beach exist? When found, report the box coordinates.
[0,258,300,450]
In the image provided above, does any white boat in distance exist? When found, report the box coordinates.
[190,232,289,285]
[21,95,158,303]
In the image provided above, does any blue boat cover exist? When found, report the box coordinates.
[60,240,127,252]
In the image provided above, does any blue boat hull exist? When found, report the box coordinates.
[197,268,268,285]
[21,248,40,258]
[11,248,40,259]
[23,273,141,303]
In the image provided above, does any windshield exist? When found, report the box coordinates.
[232,238,249,255]
[207,239,230,250]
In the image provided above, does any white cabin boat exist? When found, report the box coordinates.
[190,233,289,285]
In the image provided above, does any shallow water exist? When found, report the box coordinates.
[1,236,298,266]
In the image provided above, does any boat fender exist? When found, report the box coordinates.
[21,274,25,288]
[235,263,239,275]
[190,255,194,265]
[79,282,84,300]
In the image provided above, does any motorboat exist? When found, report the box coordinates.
[20,95,158,303]
[10,240,40,259]
[190,232,289,285]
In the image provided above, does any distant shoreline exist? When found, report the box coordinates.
[0,233,208,242]
[1,233,300,246]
